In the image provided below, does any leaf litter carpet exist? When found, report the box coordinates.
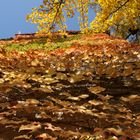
[0,34,140,139]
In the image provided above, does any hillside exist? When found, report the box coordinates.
[0,33,140,140]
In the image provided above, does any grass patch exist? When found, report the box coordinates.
[4,43,45,51]
[0,34,82,52]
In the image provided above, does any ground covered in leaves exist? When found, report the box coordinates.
[0,34,140,140]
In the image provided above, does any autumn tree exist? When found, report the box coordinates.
[27,0,140,41]
[90,0,140,40]
[26,0,92,33]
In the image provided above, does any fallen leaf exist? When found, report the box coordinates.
[105,128,126,136]
[88,86,106,94]
[19,123,41,132]
[36,133,57,140]
[88,100,103,106]
[68,96,81,101]
[14,135,30,140]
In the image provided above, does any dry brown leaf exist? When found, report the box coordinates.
[25,99,40,106]
[105,128,126,136]
[68,96,81,101]
[78,94,89,99]
[36,133,57,140]
[88,86,106,94]
[88,100,103,106]
[134,69,140,80]
[56,72,67,80]
[19,123,41,132]
[14,135,30,140]
[120,97,130,102]
[68,74,83,83]
[31,59,40,66]
[40,85,54,93]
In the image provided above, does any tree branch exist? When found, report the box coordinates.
[105,0,130,21]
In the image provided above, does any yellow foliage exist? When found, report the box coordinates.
[26,0,140,38]
[90,0,140,37]
[26,0,91,33]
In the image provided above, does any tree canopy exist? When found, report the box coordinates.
[90,0,140,39]
[26,0,92,33]
[27,0,140,39]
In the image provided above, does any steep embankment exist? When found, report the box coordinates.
[0,34,140,139]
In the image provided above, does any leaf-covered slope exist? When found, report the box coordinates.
[0,34,140,140]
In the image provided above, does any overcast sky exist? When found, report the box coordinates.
[0,1,95,39]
